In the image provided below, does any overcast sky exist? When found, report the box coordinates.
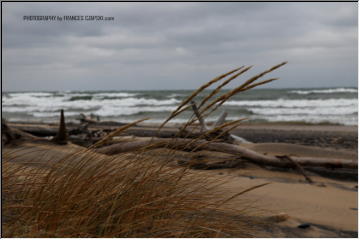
[3,2,358,91]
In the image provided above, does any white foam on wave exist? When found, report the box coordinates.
[32,111,82,117]
[94,106,175,116]
[9,92,54,96]
[97,97,179,106]
[51,92,138,98]
[167,93,185,98]
[3,107,42,113]
[92,92,138,98]
[250,106,357,116]
[253,114,357,126]
[31,106,175,117]
[290,88,357,95]
[3,94,180,116]
[224,98,357,108]
[3,91,139,103]
[3,94,66,107]
[224,98,357,125]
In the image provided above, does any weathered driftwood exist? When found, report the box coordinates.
[4,119,357,171]
[7,123,168,138]
[191,101,209,131]
[77,113,99,124]
[95,138,357,169]
[8,123,238,143]
[7,124,60,136]
[8,123,105,139]
[185,159,245,170]
[68,136,102,147]
[189,101,250,144]
[2,119,15,144]
[214,111,228,127]
[7,120,128,137]
[231,134,251,144]
[2,120,40,145]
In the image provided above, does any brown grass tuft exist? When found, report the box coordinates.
[3,148,263,237]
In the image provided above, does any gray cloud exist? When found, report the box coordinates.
[3,2,358,91]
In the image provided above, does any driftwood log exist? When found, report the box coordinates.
[8,123,238,143]
[7,124,61,137]
[189,101,250,144]
[77,113,100,124]
[95,138,357,169]
[2,120,40,144]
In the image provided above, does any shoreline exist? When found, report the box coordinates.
[231,123,358,150]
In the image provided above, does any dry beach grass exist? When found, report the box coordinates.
[3,145,267,237]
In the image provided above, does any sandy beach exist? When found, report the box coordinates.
[232,123,358,150]
[147,122,358,236]
[2,120,358,237]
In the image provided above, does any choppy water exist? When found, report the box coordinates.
[2,88,358,125]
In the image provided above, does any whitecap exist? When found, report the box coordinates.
[290,88,357,95]
[32,111,82,117]
[3,96,180,114]
[249,106,357,116]
[93,92,139,98]
[253,114,357,126]
[93,106,176,116]
[224,98,357,108]
[167,93,185,98]
[8,92,54,97]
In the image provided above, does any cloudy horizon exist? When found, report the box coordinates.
[3,2,358,91]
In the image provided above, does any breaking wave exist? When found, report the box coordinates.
[290,88,357,95]
[224,98,357,108]
[2,88,358,125]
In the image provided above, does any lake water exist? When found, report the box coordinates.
[2,87,358,125]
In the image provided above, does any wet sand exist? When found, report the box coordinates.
[231,123,358,150]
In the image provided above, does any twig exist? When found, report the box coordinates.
[277,155,314,184]
[214,111,228,127]
[190,101,208,132]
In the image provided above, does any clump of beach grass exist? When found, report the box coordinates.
[3,147,265,237]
